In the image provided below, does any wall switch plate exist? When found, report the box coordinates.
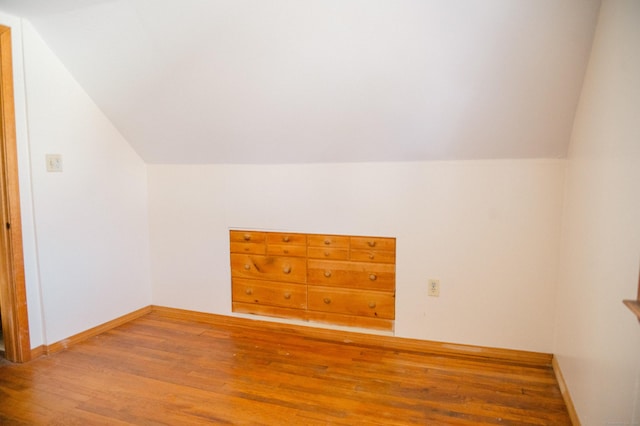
[428,279,440,297]
[46,154,63,172]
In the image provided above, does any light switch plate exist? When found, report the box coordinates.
[46,154,63,172]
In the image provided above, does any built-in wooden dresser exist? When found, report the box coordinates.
[230,230,396,331]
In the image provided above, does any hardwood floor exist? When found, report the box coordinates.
[0,310,571,425]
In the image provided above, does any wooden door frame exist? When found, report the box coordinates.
[0,24,31,363]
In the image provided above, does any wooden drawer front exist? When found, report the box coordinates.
[307,246,349,260]
[230,230,266,244]
[350,249,395,264]
[350,236,395,251]
[308,287,395,319]
[307,235,349,248]
[231,230,396,331]
[266,232,306,246]
[232,279,307,309]
[231,254,307,283]
[267,244,307,257]
[233,302,307,321]
[307,260,395,291]
[230,242,266,255]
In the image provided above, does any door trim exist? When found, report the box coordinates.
[0,25,31,363]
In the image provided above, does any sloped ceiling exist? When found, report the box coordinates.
[0,0,600,164]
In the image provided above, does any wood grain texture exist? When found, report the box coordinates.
[0,307,570,425]
[307,286,395,319]
[43,306,152,355]
[0,25,31,363]
[155,307,552,366]
[231,230,397,331]
[307,259,395,291]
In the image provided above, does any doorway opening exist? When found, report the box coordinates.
[0,24,31,363]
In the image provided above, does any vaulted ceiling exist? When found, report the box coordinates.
[0,0,600,164]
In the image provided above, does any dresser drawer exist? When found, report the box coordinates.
[230,242,266,255]
[230,230,266,244]
[350,236,395,251]
[350,249,395,264]
[307,234,350,248]
[231,254,307,283]
[232,278,307,309]
[307,260,395,291]
[308,286,395,319]
[266,232,306,246]
[230,229,396,331]
[307,246,349,260]
[267,244,307,257]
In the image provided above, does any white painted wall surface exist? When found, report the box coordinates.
[11,0,600,165]
[0,12,44,348]
[20,22,152,344]
[149,159,564,352]
[554,1,640,424]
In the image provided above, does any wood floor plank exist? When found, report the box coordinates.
[0,311,571,425]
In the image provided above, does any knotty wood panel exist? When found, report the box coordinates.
[230,254,307,284]
[0,310,571,425]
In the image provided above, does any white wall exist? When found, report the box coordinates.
[17,21,152,345]
[0,12,44,348]
[7,7,639,425]
[149,159,565,352]
[0,6,565,357]
[554,1,640,424]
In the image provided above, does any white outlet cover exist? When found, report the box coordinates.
[428,279,440,297]
[46,154,63,172]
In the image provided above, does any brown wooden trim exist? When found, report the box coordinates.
[0,25,31,363]
[30,344,45,359]
[152,305,553,367]
[30,304,552,368]
[623,300,640,319]
[552,355,581,425]
[623,267,640,321]
[42,306,152,356]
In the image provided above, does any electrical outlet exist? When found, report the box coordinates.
[428,279,440,297]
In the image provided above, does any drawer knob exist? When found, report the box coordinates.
[324,239,331,245]
[369,273,377,281]
[324,270,332,278]
[323,297,331,304]
[283,292,291,299]
[368,241,376,248]
[245,288,253,295]
[368,301,376,309]
[283,236,290,242]
[243,233,251,241]
[283,264,292,274]
[368,254,375,260]
[324,251,330,257]
[244,264,251,270]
